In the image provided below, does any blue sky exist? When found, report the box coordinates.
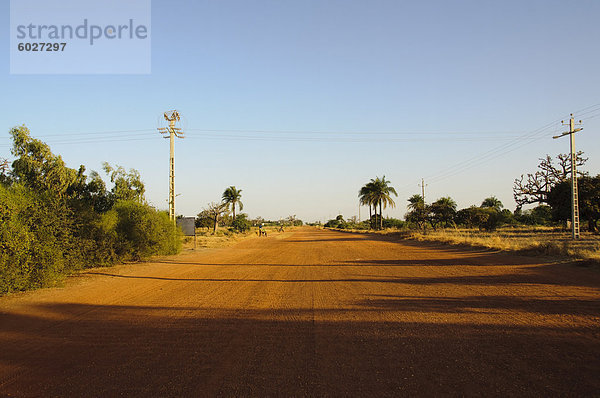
[2,0,599,222]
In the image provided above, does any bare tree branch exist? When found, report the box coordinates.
[513,152,587,209]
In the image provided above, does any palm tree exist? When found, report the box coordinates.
[359,176,398,229]
[407,194,427,230]
[359,181,377,229]
[481,196,503,211]
[371,176,398,229]
[222,186,243,220]
[430,196,457,228]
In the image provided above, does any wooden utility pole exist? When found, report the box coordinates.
[158,110,184,222]
[553,114,583,239]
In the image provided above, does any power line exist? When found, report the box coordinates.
[392,104,600,196]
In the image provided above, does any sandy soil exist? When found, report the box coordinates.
[1,227,599,397]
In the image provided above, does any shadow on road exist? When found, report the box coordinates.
[1,302,599,396]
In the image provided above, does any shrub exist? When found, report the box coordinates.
[111,201,181,260]
[231,214,251,232]
[1,127,183,295]
[0,185,73,293]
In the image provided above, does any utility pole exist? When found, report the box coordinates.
[553,114,583,239]
[419,178,427,203]
[418,178,428,232]
[157,110,184,222]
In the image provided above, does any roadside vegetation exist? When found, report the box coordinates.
[325,153,599,261]
[195,186,302,241]
[0,126,181,294]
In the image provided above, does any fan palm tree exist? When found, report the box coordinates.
[359,181,377,229]
[222,186,243,220]
[371,176,398,229]
[481,196,503,211]
[430,196,457,228]
[407,194,427,229]
[359,176,398,229]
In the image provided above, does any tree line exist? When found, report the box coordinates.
[326,154,599,232]
[0,126,181,294]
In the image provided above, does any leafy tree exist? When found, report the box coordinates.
[222,186,243,221]
[429,197,457,228]
[325,214,347,229]
[514,205,552,226]
[10,125,79,197]
[513,152,587,209]
[103,162,145,203]
[547,175,600,232]
[195,210,214,231]
[455,205,502,230]
[382,217,405,229]
[231,213,252,232]
[455,206,480,228]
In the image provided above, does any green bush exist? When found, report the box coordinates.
[382,218,405,229]
[231,214,251,232]
[111,201,181,260]
[1,127,183,295]
[0,184,72,293]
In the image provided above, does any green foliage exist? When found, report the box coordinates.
[231,213,252,232]
[222,186,243,220]
[547,175,600,232]
[359,176,398,229]
[382,217,405,229]
[481,196,503,211]
[429,197,457,228]
[405,194,427,229]
[325,215,348,229]
[0,158,10,185]
[196,210,214,230]
[455,205,502,231]
[10,125,79,197]
[0,126,181,294]
[0,184,74,293]
[103,162,146,203]
[514,205,553,226]
[110,201,181,260]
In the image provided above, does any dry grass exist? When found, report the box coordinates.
[181,230,253,250]
[181,226,300,250]
[328,226,600,262]
[405,228,600,262]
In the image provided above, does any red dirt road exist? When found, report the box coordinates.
[1,227,599,397]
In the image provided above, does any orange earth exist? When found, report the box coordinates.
[1,227,599,396]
